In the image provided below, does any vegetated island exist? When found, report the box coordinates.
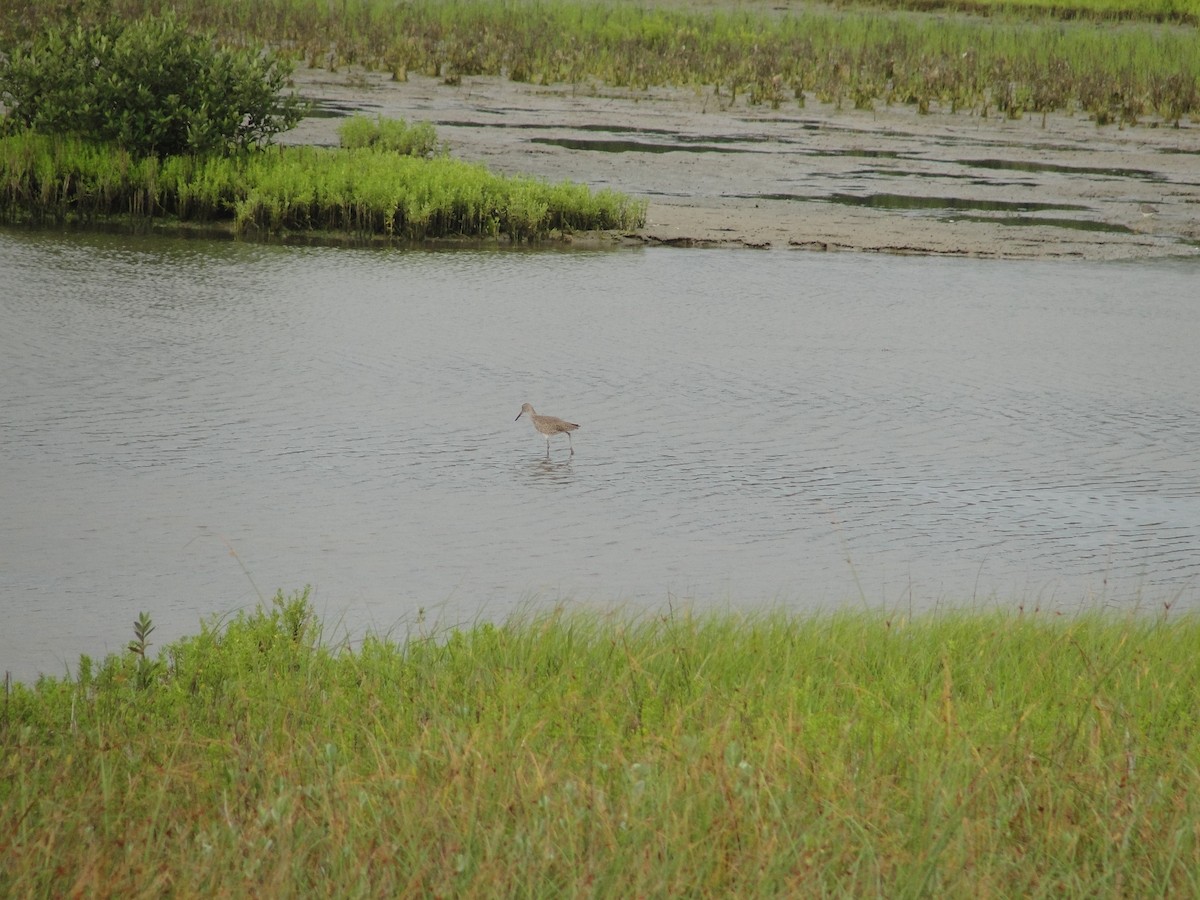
[2,591,1198,894]
[0,10,647,244]
[0,122,648,244]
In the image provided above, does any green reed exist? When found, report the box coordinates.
[0,131,647,240]
[2,591,1198,895]
[7,0,1197,125]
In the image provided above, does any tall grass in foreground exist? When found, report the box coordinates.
[3,592,1198,895]
[0,131,646,240]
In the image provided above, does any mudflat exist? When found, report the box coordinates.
[287,67,1200,259]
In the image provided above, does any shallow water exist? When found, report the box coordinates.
[2,229,1198,680]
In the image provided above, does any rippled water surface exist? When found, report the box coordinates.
[2,230,1198,680]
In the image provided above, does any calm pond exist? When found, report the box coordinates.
[2,229,1198,680]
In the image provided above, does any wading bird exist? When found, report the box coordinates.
[515,403,579,457]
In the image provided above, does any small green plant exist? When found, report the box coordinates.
[126,611,162,689]
[0,11,304,156]
[127,611,155,658]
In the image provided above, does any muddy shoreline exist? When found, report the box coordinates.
[286,68,1200,259]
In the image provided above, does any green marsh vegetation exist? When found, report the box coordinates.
[0,126,646,239]
[3,591,1199,894]
[0,11,646,239]
[7,0,1198,127]
[0,10,305,157]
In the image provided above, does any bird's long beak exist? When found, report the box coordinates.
[514,411,523,421]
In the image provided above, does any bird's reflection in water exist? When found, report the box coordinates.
[528,456,575,484]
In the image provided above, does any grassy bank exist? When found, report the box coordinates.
[7,0,1198,125]
[3,592,1198,895]
[0,130,647,240]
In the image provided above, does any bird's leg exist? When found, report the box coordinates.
[568,433,574,455]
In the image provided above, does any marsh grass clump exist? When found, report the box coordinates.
[3,592,1199,895]
[0,130,647,240]
[337,114,444,157]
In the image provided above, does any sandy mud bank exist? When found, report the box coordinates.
[287,68,1200,259]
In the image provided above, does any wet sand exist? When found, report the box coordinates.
[286,67,1200,259]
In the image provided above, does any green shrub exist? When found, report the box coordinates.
[0,11,305,156]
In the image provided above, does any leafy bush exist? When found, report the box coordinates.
[0,11,305,156]
[337,114,443,157]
